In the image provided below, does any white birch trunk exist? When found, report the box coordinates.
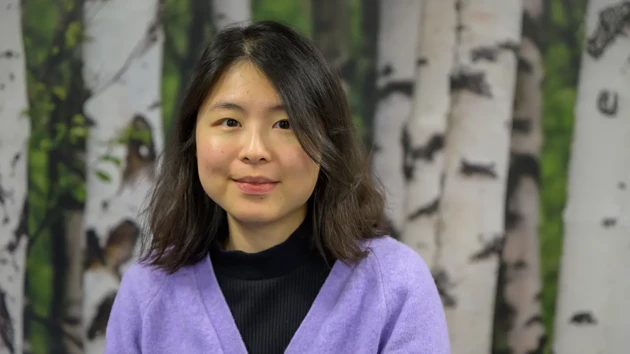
[0,2,30,353]
[401,0,456,268]
[211,0,251,29]
[82,0,164,352]
[554,1,630,353]
[500,0,545,352]
[372,0,422,238]
[432,1,523,353]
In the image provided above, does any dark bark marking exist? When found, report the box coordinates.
[7,199,27,257]
[85,219,140,274]
[148,100,161,110]
[416,57,428,66]
[512,117,533,134]
[0,173,15,225]
[508,153,541,186]
[498,40,520,55]
[0,289,15,353]
[433,269,457,307]
[513,260,527,270]
[408,198,439,221]
[586,2,630,59]
[450,70,492,97]
[380,64,393,76]
[0,50,18,59]
[87,291,117,340]
[401,127,445,180]
[84,229,105,270]
[63,315,81,326]
[535,291,542,301]
[619,181,626,189]
[0,84,4,91]
[10,152,21,173]
[525,314,544,327]
[9,73,14,81]
[570,311,597,325]
[471,46,499,62]
[377,80,414,100]
[505,210,521,231]
[470,41,519,62]
[597,90,618,116]
[602,217,616,227]
[505,153,540,231]
[470,233,505,261]
[518,56,534,74]
[460,159,498,178]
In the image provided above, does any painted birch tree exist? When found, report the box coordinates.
[496,0,546,352]
[0,1,30,353]
[81,0,165,352]
[371,0,422,238]
[401,0,456,268]
[554,1,630,353]
[432,1,523,352]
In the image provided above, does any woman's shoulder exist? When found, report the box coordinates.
[116,258,195,307]
[359,236,435,294]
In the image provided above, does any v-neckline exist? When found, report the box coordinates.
[193,253,353,353]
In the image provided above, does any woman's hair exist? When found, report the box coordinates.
[139,20,387,273]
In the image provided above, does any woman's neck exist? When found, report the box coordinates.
[224,208,307,253]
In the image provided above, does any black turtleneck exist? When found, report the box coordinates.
[209,218,334,354]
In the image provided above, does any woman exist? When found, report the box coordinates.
[105,20,450,354]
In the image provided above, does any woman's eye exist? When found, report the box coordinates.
[221,118,239,127]
[274,120,291,129]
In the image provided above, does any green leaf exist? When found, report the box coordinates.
[69,126,87,139]
[39,138,52,150]
[95,169,112,182]
[71,184,86,202]
[71,113,85,125]
[51,86,67,100]
[65,21,83,48]
[100,155,122,167]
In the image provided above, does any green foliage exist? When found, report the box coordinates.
[538,1,587,352]
[252,0,312,36]
[64,21,83,48]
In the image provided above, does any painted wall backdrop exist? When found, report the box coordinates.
[1,0,629,353]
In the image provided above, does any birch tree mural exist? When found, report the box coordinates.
[432,1,523,353]
[0,2,30,353]
[554,1,630,352]
[371,0,422,238]
[496,0,546,352]
[211,0,251,30]
[400,0,456,268]
[81,0,165,352]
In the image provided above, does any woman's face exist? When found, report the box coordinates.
[195,61,320,229]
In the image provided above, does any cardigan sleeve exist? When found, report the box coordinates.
[104,264,154,354]
[377,243,451,354]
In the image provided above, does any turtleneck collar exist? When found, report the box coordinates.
[209,215,326,280]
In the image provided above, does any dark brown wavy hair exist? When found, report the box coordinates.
[139,20,387,274]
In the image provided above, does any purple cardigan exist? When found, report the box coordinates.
[104,236,450,353]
